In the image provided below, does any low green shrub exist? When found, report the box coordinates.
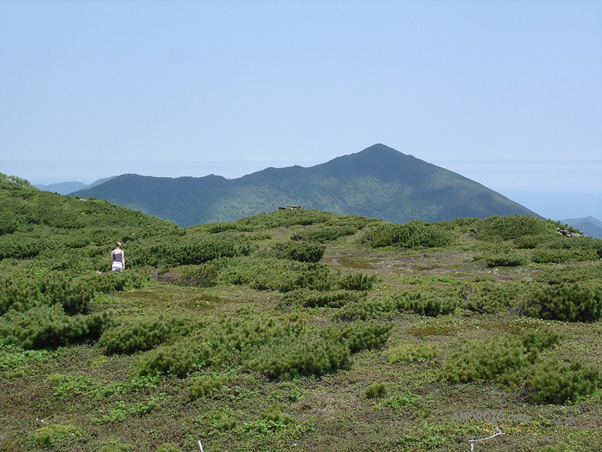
[28,423,83,446]
[291,225,359,243]
[131,338,211,378]
[332,299,396,321]
[521,282,602,322]
[392,292,459,317]
[270,241,326,263]
[283,289,365,308]
[0,305,111,349]
[481,251,525,268]
[365,382,387,399]
[166,259,228,287]
[128,232,253,267]
[260,403,292,424]
[461,281,524,314]
[363,221,455,249]
[474,216,553,242]
[250,332,351,380]
[388,343,438,364]
[334,320,392,353]
[512,358,600,405]
[441,330,559,384]
[100,316,174,354]
[190,373,232,398]
[531,248,597,264]
[218,256,336,292]
[338,273,379,291]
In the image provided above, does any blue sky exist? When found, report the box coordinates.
[1,0,601,220]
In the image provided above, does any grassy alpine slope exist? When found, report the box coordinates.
[1,174,602,451]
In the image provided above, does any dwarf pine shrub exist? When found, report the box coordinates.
[338,273,379,291]
[100,316,174,354]
[283,289,365,308]
[332,299,396,321]
[260,403,292,424]
[333,320,393,353]
[461,280,525,314]
[517,358,600,405]
[474,215,552,242]
[270,241,326,263]
[189,373,232,399]
[251,333,351,380]
[365,382,387,399]
[168,259,227,287]
[218,256,336,292]
[441,330,559,384]
[481,250,525,268]
[131,338,212,378]
[392,292,459,317]
[0,305,111,349]
[291,225,359,243]
[363,221,454,249]
[388,343,438,364]
[521,282,602,322]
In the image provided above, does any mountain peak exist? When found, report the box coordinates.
[70,144,539,226]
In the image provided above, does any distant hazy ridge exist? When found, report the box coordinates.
[71,144,539,227]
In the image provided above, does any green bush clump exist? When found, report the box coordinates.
[531,248,597,264]
[333,320,393,353]
[363,221,454,249]
[461,281,524,314]
[28,423,83,446]
[131,317,302,377]
[388,343,438,364]
[168,259,228,287]
[0,235,49,259]
[0,305,111,349]
[100,316,174,354]
[529,236,602,263]
[392,292,459,317]
[218,256,336,292]
[0,270,148,316]
[128,232,253,267]
[365,382,387,399]
[283,289,365,308]
[474,215,552,242]
[270,241,326,263]
[291,225,359,243]
[131,338,212,378]
[0,273,94,315]
[190,373,232,398]
[234,209,335,230]
[521,282,602,322]
[500,351,600,405]
[332,299,396,321]
[441,330,559,384]
[250,332,351,380]
[338,273,379,291]
[481,250,525,268]
[511,358,600,405]
[260,403,292,424]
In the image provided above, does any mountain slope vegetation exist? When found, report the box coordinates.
[72,144,539,226]
[2,174,602,451]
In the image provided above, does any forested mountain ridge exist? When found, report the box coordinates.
[72,144,539,227]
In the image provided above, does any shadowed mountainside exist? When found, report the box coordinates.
[72,144,539,227]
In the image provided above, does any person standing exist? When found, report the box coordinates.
[111,242,125,271]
